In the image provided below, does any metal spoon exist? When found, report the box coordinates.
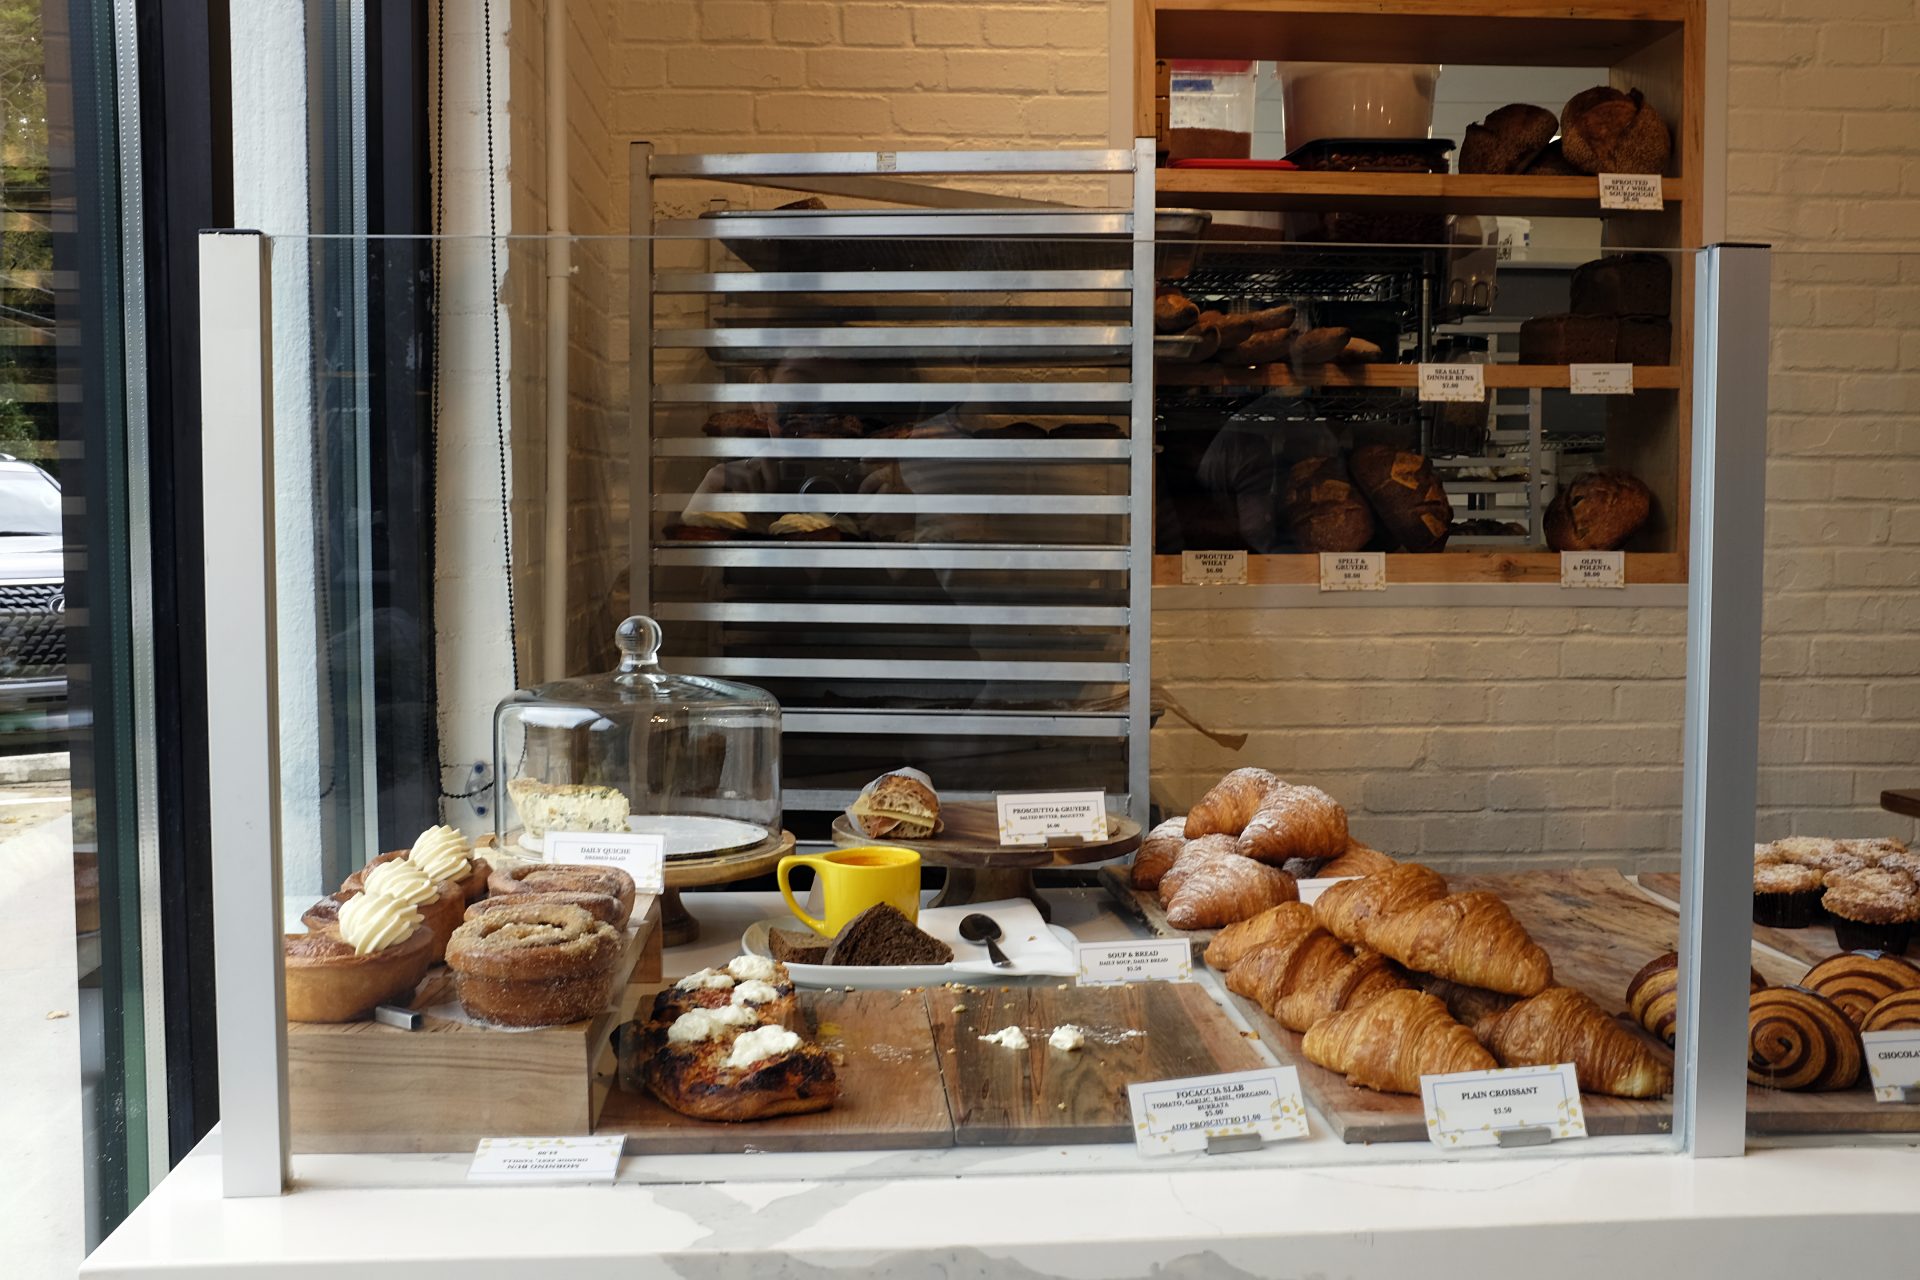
[959,913,1013,968]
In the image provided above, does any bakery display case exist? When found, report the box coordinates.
[175,214,1782,1249]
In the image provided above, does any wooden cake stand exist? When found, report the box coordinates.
[830,801,1140,920]
[661,829,796,947]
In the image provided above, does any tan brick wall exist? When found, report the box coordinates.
[1729,3,1920,852]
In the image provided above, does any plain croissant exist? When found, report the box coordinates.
[1474,986,1673,1098]
[1225,927,1349,1011]
[1205,901,1317,971]
[1314,863,1449,944]
[1156,835,1240,909]
[1316,865,1552,997]
[1302,989,1496,1094]
[1363,891,1554,996]
[1276,949,1413,1034]
[1317,840,1397,878]
[1184,768,1349,864]
[1131,816,1188,890]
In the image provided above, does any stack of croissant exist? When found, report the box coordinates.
[1209,862,1674,1099]
[1133,768,1396,930]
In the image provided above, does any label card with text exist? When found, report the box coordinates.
[1597,173,1664,211]
[1319,551,1386,592]
[469,1135,624,1184]
[1560,550,1626,589]
[1181,548,1249,586]
[1569,363,1635,395]
[1863,1030,1920,1102]
[1076,938,1192,986]
[1418,363,1486,403]
[995,790,1108,846]
[1423,1063,1587,1149]
[1129,1067,1309,1155]
[545,831,665,895]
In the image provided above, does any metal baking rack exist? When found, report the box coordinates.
[630,144,1156,845]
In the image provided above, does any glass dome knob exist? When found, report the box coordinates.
[615,615,664,680]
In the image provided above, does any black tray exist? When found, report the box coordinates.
[1281,138,1456,174]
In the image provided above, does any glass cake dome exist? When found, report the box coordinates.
[493,615,782,857]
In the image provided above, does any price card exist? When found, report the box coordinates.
[1598,173,1665,211]
[1076,939,1192,987]
[468,1135,625,1184]
[1569,362,1635,395]
[545,831,665,895]
[995,790,1108,846]
[1422,1063,1587,1149]
[1560,550,1626,589]
[1418,363,1485,402]
[1319,551,1386,592]
[1129,1067,1309,1155]
[1862,1030,1920,1102]
[1180,549,1248,586]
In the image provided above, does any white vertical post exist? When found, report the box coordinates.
[199,231,290,1196]
[1676,243,1770,1157]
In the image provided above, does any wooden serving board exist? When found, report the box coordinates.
[1637,871,1836,969]
[1217,870,1701,1144]
[925,982,1265,1145]
[601,988,955,1154]
[288,896,662,1153]
[833,802,1142,869]
[1632,873,1920,1134]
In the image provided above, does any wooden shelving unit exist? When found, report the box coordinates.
[1157,363,1683,391]
[1139,0,1706,586]
[1157,170,1692,216]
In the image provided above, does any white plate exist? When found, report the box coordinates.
[741,917,1082,989]
[519,814,769,859]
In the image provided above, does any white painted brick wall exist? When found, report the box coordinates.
[437,0,1919,865]
[1733,0,1920,854]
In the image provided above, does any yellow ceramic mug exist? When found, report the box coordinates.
[776,845,922,937]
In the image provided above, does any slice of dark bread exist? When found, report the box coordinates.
[769,928,831,965]
[821,903,953,967]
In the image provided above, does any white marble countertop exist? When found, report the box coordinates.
[91,888,1920,1277]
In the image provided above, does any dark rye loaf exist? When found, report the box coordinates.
[822,903,953,967]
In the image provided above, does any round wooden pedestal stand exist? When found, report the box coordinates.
[830,802,1141,922]
[661,829,796,948]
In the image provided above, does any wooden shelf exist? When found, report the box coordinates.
[1158,169,1689,216]
[1154,1,1688,67]
[1152,551,1685,587]
[1156,363,1682,390]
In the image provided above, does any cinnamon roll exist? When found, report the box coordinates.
[445,901,622,1027]
[1747,987,1862,1091]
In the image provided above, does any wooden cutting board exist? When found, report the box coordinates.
[925,982,1266,1145]
[599,988,954,1154]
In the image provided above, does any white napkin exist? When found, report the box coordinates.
[915,898,1077,977]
